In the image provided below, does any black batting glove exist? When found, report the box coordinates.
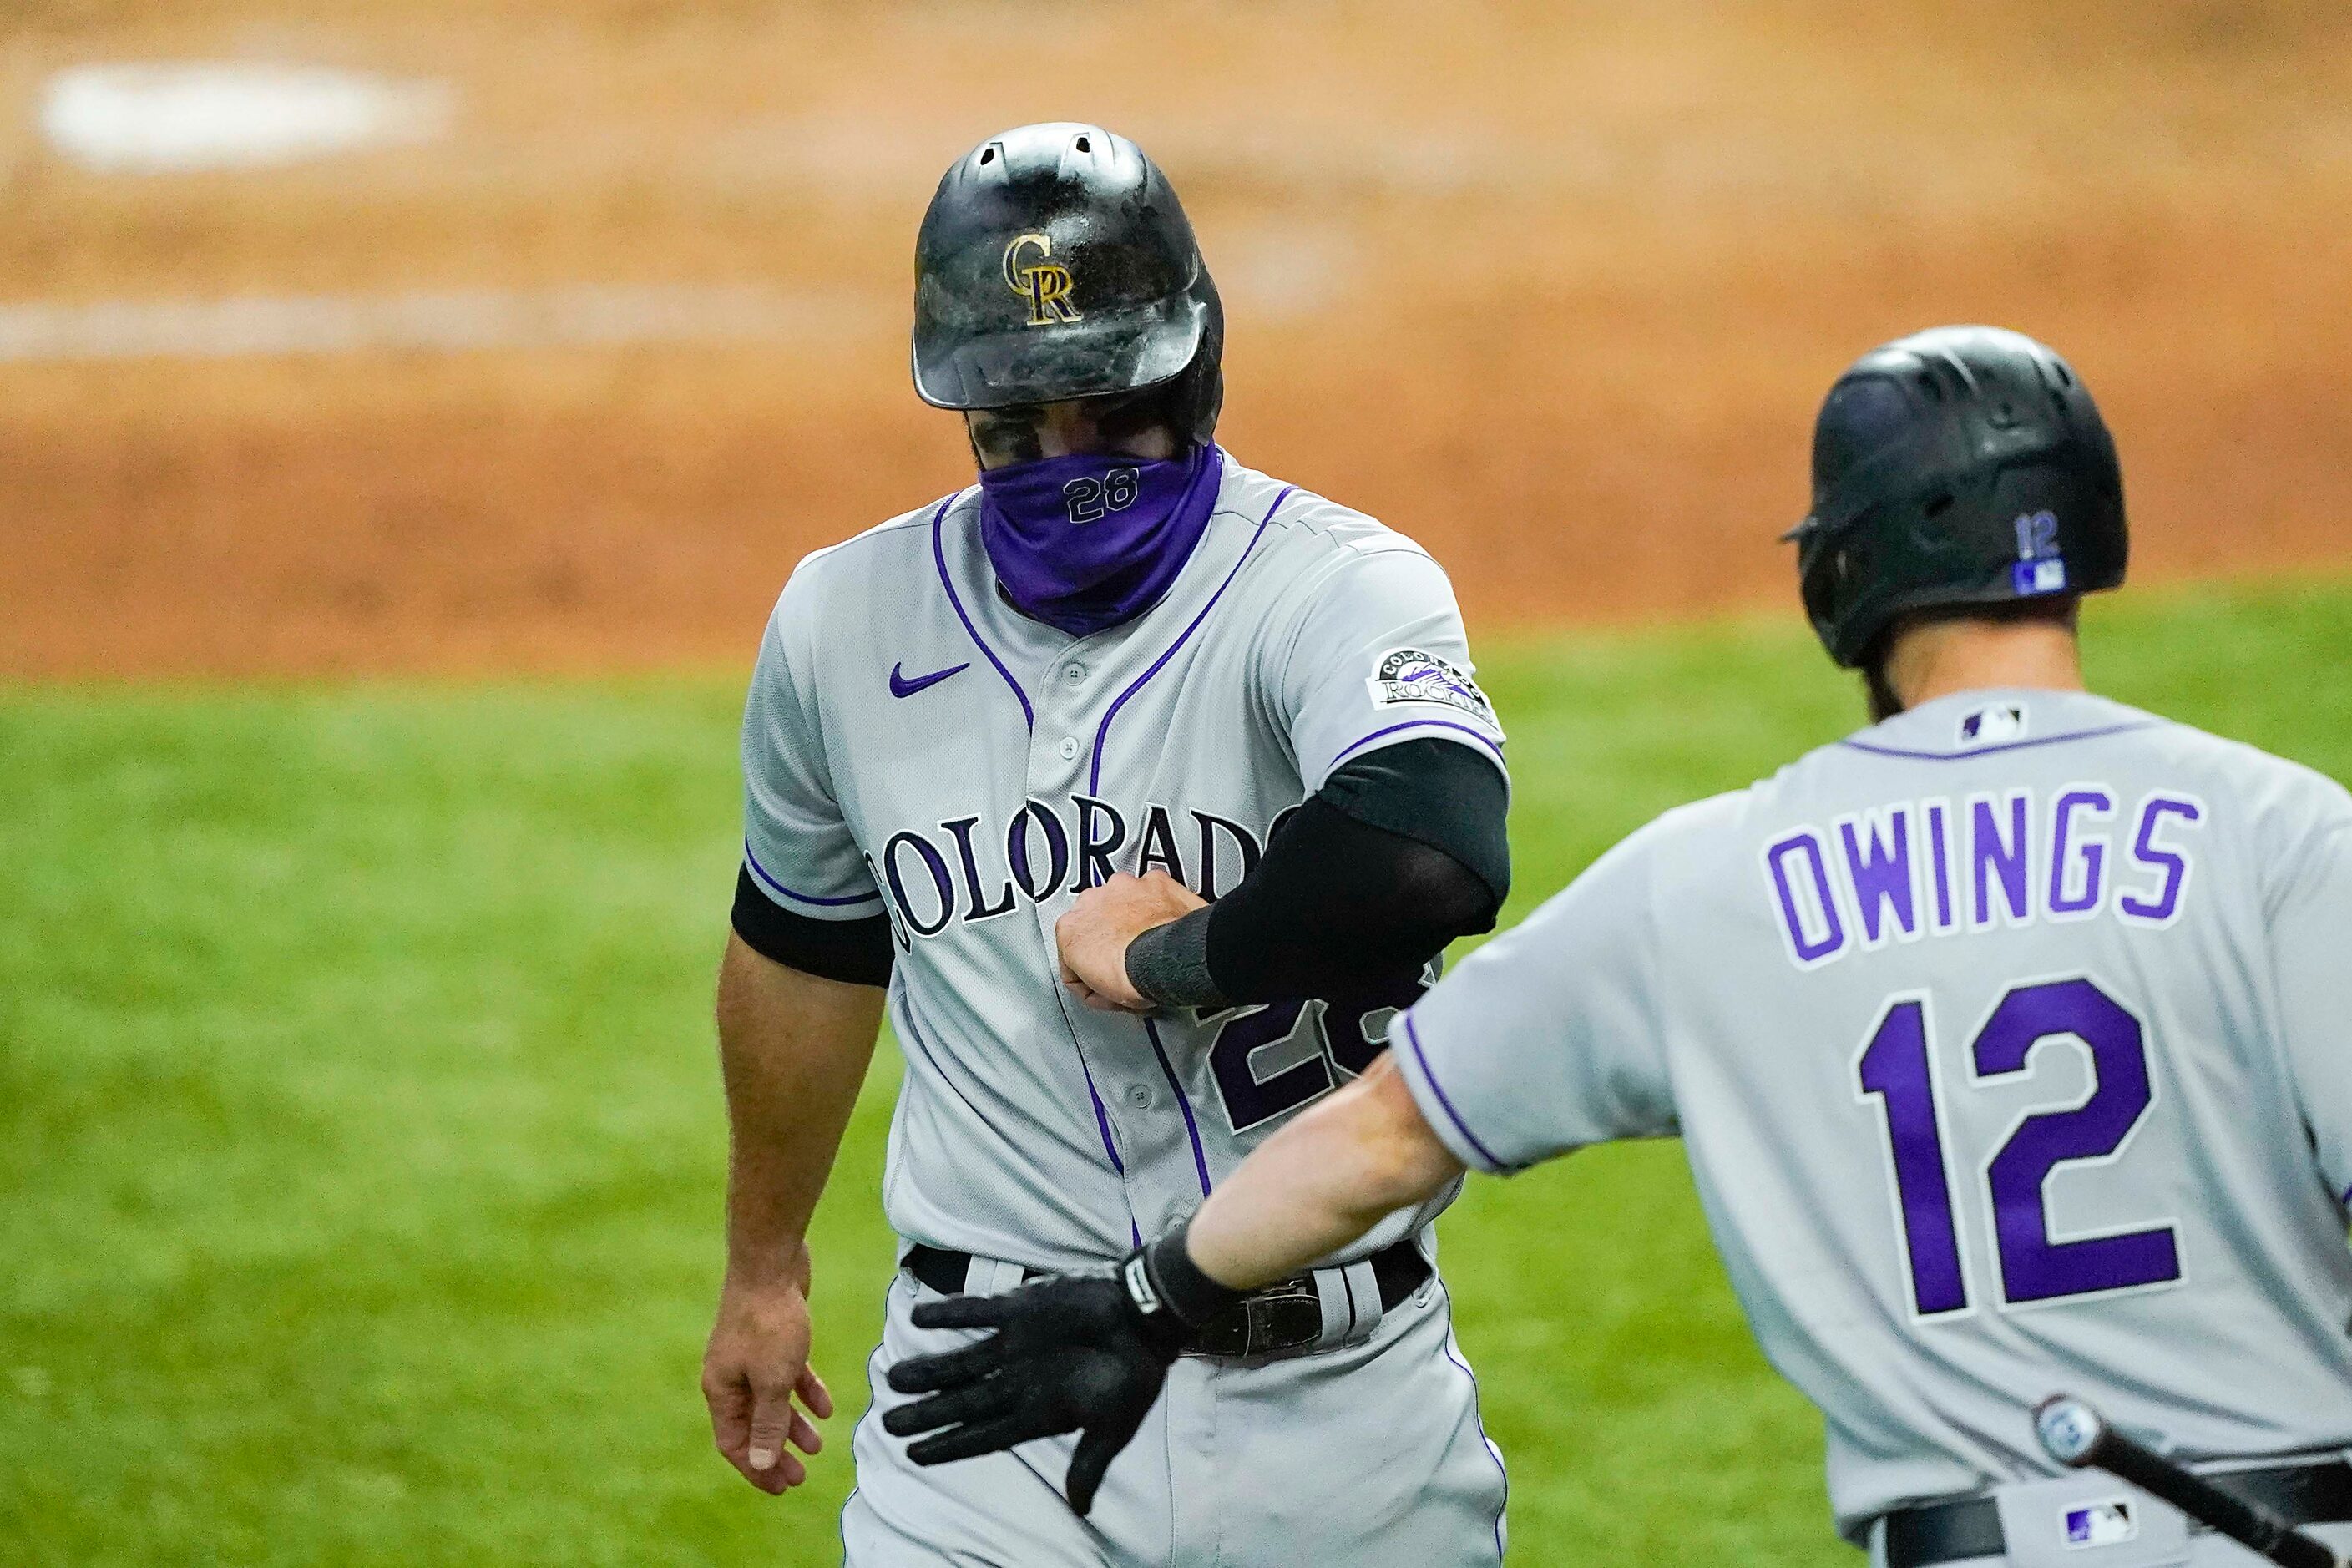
[883,1229,1242,1515]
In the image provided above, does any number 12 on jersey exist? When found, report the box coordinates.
[1856,977,2181,1316]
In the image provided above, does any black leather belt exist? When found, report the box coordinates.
[903,1239,1432,1359]
[1884,1459,2352,1568]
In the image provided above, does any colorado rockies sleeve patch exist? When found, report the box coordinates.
[1366,648,1496,723]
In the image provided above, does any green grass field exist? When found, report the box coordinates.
[6,576,2351,1565]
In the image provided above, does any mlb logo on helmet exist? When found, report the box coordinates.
[2016,558,2070,595]
[2012,508,2068,596]
[2062,1500,2137,1549]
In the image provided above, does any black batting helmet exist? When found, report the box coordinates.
[1787,325,2127,668]
[911,122,1223,446]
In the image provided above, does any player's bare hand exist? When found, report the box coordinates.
[1056,871,1207,1012]
[702,1243,834,1495]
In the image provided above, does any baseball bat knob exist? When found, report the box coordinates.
[2035,1394,2110,1467]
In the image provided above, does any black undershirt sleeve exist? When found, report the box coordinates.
[730,867,895,987]
[1125,738,1509,1009]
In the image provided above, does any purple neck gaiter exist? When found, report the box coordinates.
[977,444,1224,638]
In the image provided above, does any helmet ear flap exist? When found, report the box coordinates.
[1800,500,1904,668]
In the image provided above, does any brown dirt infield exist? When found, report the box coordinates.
[2,1,2348,677]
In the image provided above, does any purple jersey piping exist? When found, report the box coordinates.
[1067,1031,1143,1247]
[930,494,1034,731]
[742,839,883,908]
[1142,1018,1215,1199]
[1086,485,1294,796]
[1399,1014,1510,1172]
[1437,1277,1511,1561]
[1839,721,2158,763]
[1082,1062,1125,1176]
[1330,718,1506,770]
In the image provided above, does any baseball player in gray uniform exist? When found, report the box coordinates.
[887,326,2352,1567]
[699,123,1513,1564]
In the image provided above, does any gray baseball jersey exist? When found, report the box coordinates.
[1394,687,2352,1540]
[741,450,1506,1271]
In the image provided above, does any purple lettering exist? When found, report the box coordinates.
[1925,799,1956,932]
[2046,789,2113,918]
[1970,791,2031,928]
[1768,831,1847,966]
[2120,795,2203,925]
[1840,807,1917,946]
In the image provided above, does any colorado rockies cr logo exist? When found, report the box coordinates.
[1003,232,1080,326]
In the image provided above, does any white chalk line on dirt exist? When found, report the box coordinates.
[0,284,889,363]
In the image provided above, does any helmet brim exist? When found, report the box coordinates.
[912,296,1211,412]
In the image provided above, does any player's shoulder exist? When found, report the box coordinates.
[761,488,974,652]
[1621,788,1768,880]
[1218,453,1436,568]
[2081,705,2352,906]
[783,488,971,595]
[1565,790,1756,901]
[2143,711,2352,806]
[1508,789,1748,955]
[751,488,973,675]
[2140,709,2352,848]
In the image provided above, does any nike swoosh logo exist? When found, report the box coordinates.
[889,661,970,699]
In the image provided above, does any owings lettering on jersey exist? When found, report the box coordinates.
[1763,787,2208,969]
[869,794,1296,948]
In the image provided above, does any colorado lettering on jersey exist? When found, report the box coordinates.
[870,795,1294,947]
[1762,787,2207,970]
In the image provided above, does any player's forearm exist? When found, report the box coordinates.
[715,933,887,1284]
[1183,1055,1465,1290]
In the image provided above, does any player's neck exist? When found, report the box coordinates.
[1879,620,2087,718]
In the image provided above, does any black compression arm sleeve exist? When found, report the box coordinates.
[1315,737,1510,904]
[1201,799,1498,1002]
[1126,739,1509,1009]
[730,867,894,987]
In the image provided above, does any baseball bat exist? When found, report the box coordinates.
[2034,1395,2342,1568]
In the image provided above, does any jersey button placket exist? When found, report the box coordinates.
[1034,635,1151,1233]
